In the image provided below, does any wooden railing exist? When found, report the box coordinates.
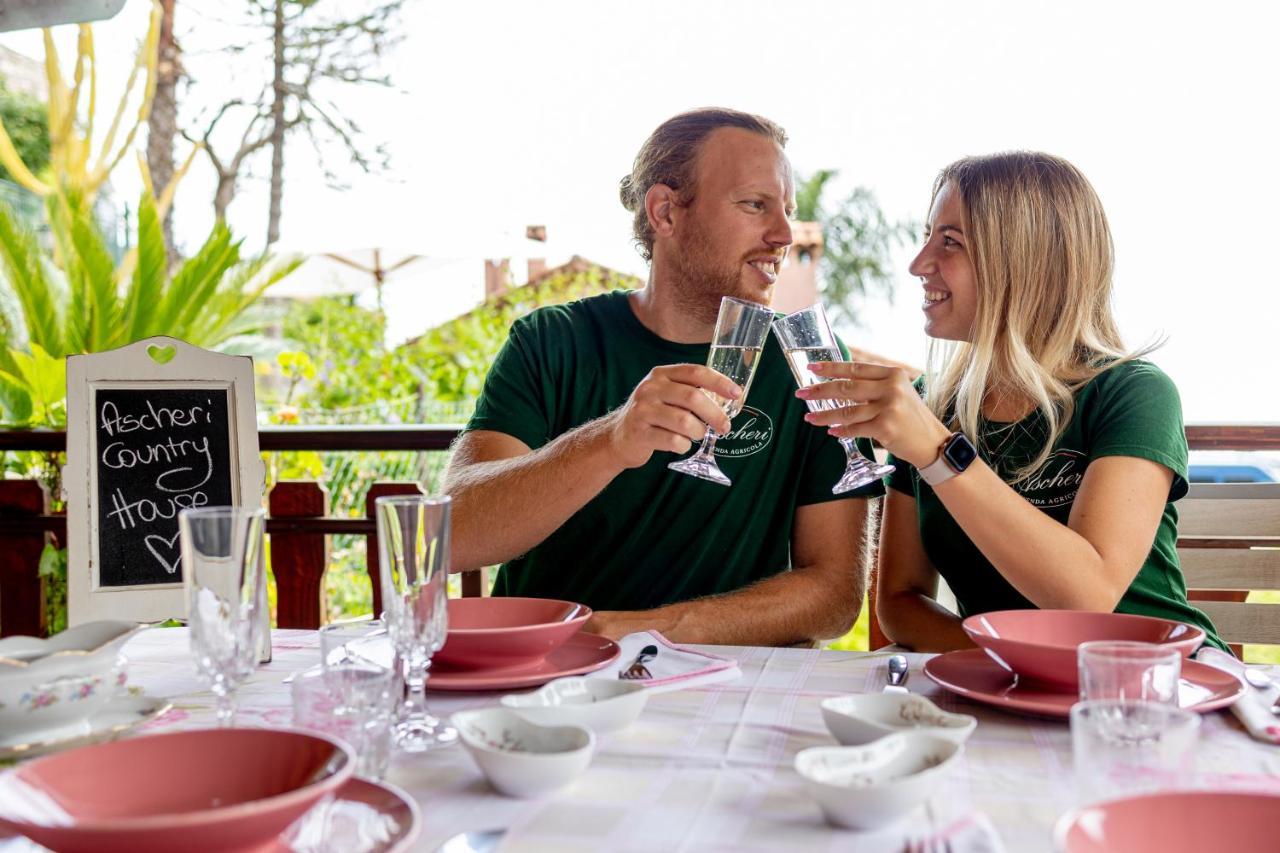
[1,424,1277,639]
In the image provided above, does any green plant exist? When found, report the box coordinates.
[0,190,299,423]
[0,83,50,185]
[794,171,917,328]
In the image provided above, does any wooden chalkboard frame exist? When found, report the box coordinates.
[65,337,266,626]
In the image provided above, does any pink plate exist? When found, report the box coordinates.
[962,609,1205,688]
[923,648,1242,718]
[0,775,418,853]
[429,631,619,691]
[0,728,353,853]
[434,597,592,671]
[1054,791,1280,852]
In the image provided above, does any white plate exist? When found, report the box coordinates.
[0,692,171,761]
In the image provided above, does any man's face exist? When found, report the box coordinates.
[666,128,795,311]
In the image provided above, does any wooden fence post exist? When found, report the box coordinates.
[365,482,426,616]
[269,481,328,629]
[0,480,49,638]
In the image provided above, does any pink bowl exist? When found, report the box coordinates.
[1055,791,1280,852]
[0,728,353,853]
[962,609,1205,688]
[434,597,591,671]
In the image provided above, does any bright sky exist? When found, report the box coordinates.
[4,0,1279,423]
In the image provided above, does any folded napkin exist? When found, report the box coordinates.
[588,631,740,692]
[906,813,1007,853]
[1195,647,1280,745]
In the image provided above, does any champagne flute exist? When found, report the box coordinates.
[376,494,457,751]
[180,506,267,727]
[772,303,895,492]
[668,296,774,487]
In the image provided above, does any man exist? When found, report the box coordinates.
[442,108,882,646]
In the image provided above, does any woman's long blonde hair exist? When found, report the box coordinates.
[924,151,1146,484]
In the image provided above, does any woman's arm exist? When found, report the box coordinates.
[801,362,1173,612]
[876,489,973,652]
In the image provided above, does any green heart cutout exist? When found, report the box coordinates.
[147,344,176,365]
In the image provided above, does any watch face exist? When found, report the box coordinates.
[944,433,978,471]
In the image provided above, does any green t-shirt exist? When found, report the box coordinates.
[886,360,1225,650]
[464,290,884,611]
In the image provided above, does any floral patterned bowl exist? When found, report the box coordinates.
[451,707,595,798]
[0,621,142,742]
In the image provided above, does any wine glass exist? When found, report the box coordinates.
[375,494,457,751]
[772,303,895,492]
[668,296,775,486]
[179,506,267,727]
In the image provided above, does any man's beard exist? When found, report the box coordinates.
[668,218,768,324]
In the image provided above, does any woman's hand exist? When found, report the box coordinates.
[797,362,952,468]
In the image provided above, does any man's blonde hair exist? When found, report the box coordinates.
[924,151,1147,483]
[620,108,787,262]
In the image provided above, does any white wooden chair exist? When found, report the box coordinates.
[1177,483,1280,655]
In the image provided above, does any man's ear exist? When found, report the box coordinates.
[645,183,680,241]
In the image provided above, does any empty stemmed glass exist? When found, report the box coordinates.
[179,505,267,727]
[772,303,895,493]
[668,296,775,486]
[375,494,457,751]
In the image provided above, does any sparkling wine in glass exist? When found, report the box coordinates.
[773,303,895,493]
[180,506,267,727]
[668,296,774,486]
[376,494,457,751]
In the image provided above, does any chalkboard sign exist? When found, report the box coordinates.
[65,337,266,629]
[94,387,235,587]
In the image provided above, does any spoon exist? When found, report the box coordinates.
[885,654,909,693]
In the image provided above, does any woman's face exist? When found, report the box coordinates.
[909,181,978,342]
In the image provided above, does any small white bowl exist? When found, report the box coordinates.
[451,707,595,798]
[795,732,963,830]
[500,677,649,734]
[0,621,143,742]
[821,693,977,746]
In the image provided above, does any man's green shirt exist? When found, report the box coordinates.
[464,290,883,611]
[886,360,1225,650]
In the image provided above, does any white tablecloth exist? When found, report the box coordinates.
[107,629,1280,851]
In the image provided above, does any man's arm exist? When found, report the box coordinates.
[444,364,742,572]
[585,497,874,646]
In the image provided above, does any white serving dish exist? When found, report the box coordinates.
[451,707,594,798]
[0,621,143,742]
[499,676,649,734]
[820,692,977,746]
[795,732,963,830]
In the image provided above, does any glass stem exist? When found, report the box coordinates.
[838,436,863,461]
[403,660,427,722]
[695,426,720,459]
[214,689,236,727]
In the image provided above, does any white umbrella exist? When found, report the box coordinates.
[267,248,451,303]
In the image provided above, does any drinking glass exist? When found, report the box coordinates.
[292,662,396,780]
[1078,641,1182,705]
[668,296,774,486]
[1070,699,1200,805]
[772,303,895,492]
[375,494,457,751]
[179,506,267,727]
[320,618,393,672]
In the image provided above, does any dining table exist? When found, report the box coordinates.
[76,629,1280,851]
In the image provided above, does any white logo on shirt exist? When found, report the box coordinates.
[714,406,773,458]
[1015,449,1087,508]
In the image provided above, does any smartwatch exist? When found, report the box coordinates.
[917,432,978,486]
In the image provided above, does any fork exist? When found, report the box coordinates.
[619,644,658,680]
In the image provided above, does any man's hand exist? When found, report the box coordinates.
[586,609,685,642]
[601,364,741,470]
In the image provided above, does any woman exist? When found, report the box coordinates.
[798,151,1225,652]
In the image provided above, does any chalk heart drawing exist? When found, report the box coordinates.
[144,531,181,575]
